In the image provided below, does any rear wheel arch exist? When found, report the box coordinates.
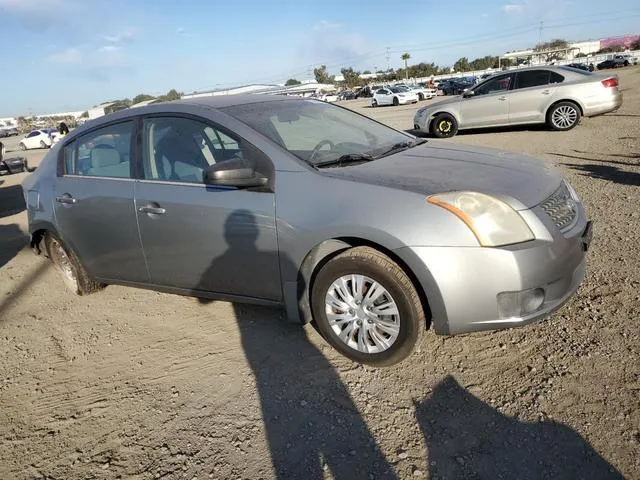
[546,98,584,118]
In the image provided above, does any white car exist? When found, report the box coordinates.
[319,92,338,103]
[409,84,437,100]
[372,86,419,107]
[18,129,56,150]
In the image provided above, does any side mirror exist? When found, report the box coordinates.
[203,160,267,188]
[462,90,475,98]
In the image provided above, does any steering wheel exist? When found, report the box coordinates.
[309,139,335,163]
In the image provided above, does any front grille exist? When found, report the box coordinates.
[540,182,578,231]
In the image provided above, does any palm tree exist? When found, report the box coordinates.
[401,52,411,80]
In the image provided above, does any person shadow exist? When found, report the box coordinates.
[197,210,397,480]
[414,376,624,480]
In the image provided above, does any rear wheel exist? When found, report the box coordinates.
[431,113,458,138]
[393,97,399,106]
[45,234,104,295]
[418,93,425,101]
[311,246,425,367]
[19,142,26,151]
[39,140,46,149]
[372,99,378,108]
[547,101,581,131]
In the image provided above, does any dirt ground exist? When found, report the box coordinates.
[1,68,639,480]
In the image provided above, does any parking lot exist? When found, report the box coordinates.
[1,68,639,479]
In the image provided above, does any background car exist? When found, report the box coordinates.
[372,86,419,106]
[612,54,631,67]
[566,63,590,71]
[22,95,591,367]
[597,59,617,70]
[18,129,56,150]
[414,66,622,138]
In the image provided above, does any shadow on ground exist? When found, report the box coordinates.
[562,163,640,186]
[197,210,396,480]
[415,376,624,480]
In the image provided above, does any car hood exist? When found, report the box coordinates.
[322,143,562,210]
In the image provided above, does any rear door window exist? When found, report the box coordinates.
[72,121,134,178]
[515,70,550,89]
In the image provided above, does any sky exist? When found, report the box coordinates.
[0,0,639,116]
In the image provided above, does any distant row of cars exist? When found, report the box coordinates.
[17,129,59,150]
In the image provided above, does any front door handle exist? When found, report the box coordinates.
[498,96,507,101]
[55,194,76,205]
[138,205,166,215]
[541,90,551,95]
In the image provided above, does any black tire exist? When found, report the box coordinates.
[431,113,458,138]
[393,97,399,106]
[372,99,378,108]
[418,93,424,101]
[19,142,26,151]
[311,246,425,367]
[39,140,46,149]
[547,101,581,131]
[45,234,105,295]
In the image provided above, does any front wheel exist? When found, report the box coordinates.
[547,101,581,131]
[372,99,378,108]
[45,234,105,295]
[431,113,458,138]
[19,142,26,151]
[392,97,399,106]
[311,246,425,367]
[39,140,47,149]
[418,93,424,101]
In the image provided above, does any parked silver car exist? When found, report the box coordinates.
[22,96,592,366]
[414,66,622,138]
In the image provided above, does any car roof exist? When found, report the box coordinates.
[66,94,301,138]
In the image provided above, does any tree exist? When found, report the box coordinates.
[133,94,156,104]
[313,65,334,84]
[285,78,301,86]
[80,111,89,118]
[632,39,640,51]
[597,45,624,54]
[340,67,361,88]
[162,89,181,101]
[401,52,411,79]
[362,70,371,74]
[453,57,470,72]
[534,38,570,61]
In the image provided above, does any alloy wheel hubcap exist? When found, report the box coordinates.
[325,274,400,354]
[439,120,452,132]
[552,106,578,128]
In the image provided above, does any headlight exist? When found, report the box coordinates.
[428,191,534,247]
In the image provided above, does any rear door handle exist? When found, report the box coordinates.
[498,96,507,101]
[55,194,76,204]
[138,205,166,215]
[541,90,551,95]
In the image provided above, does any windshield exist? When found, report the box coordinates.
[223,99,413,166]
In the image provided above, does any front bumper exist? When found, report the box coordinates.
[395,219,592,335]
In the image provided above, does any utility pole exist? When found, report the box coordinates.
[386,47,390,71]
[538,21,544,44]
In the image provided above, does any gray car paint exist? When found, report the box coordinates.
[22,95,589,336]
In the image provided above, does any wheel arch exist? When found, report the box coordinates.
[286,237,435,333]
[545,98,584,119]
[426,110,460,132]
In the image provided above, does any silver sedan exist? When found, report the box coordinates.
[414,66,622,138]
[22,96,592,366]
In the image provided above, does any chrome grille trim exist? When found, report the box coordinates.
[540,182,578,232]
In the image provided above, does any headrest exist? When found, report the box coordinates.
[91,147,120,168]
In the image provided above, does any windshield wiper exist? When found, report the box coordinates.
[314,153,374,168]
[372,138,427,158]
